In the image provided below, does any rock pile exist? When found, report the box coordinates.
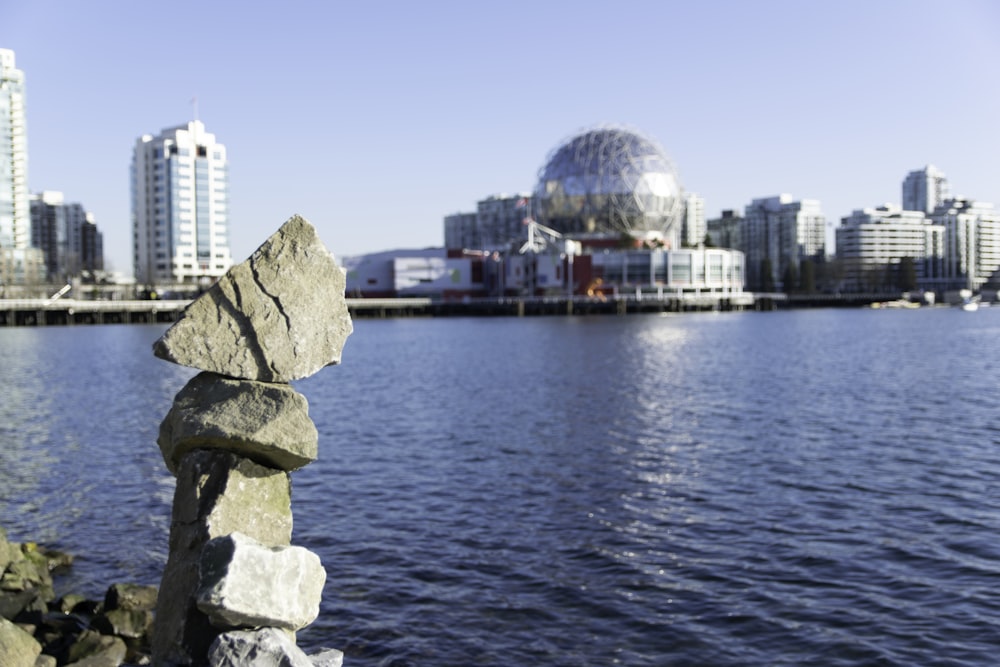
[152,215,353,666]
[0,526,156,666]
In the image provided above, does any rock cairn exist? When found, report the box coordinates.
[151,215,353,666]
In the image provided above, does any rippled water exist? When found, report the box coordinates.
[2,308,1000,665]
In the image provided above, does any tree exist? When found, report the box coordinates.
[897,256,917,291]
[759,258,775,293]
[782,261,799,294]
[799,259,816,294]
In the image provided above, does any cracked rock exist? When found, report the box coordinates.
[153,214,354,382]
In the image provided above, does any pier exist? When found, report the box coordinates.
[1,292,761,326]
[1,291,927,326]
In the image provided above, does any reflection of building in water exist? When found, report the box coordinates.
[351,126,745,300]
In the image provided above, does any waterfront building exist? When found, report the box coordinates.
[931,198,1000,292]
[589,246,744,295]
[0,48,44,288]
[902,165,949,214]
[444,211,478,250]
[835,204,944,292]
[344,244,745,300]
[429,125,746,302]
[477,194,533,248]
[444,194,534,251]
[131,120,232,286]
[30,191,104,280]
[741,195,826,291]
[706,209,742,249]
[344,248,491,299]
[681,193,706,247]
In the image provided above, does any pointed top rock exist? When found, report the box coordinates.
[153,215,353,382]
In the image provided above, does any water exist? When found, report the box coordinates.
[2,308,1000,665]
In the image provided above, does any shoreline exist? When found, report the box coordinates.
[1,526,156,666]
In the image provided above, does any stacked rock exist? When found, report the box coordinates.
[150,215,353,667]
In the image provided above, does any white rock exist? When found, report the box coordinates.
[208,627,313,667]
[196,532,326,631]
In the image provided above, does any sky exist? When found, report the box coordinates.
[3,0,999,276]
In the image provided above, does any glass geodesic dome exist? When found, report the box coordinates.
[534,126,683,237]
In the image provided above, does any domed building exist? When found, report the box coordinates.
[534,126,683,241]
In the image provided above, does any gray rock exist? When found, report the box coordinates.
[208,627,313,667]
[55,593,88,614]
[152,450,293,667]
[1,545,53,600]
[152,215,353,382]
[92,607,153,639]
[64,632,127,666]
[103,583,158,612]
[308,648,345,667]
[159,372,318,474]
[33,654,57,667]
[196,532,325,631]
[0,526,12,572]
[0,589,41,620]
[0,616,41,667]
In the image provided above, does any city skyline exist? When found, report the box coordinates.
[3,0,998,277]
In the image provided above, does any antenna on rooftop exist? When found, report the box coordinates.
[191,95,198,122]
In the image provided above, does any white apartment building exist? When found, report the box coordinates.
[444,194,533,251]
[902,165,950,214]
[681,193,705,247]
[0,48,45,288]
[932,198,1000,292]
[742,195,826,290]
[0,48,28,250]
[131,120,232,285]
[835,205,944,292]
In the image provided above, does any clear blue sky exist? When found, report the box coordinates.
[4,0,999,276]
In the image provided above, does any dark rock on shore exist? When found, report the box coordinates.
[0,527,156,666]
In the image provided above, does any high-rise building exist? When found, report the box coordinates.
[706,210,743,250]
[477,194,532,248]
[444,211,479,250]
[0,48,45,288]
[681,193,705,248]
[131,120,232,285]
[443,194,533,251]
[741,195,826,291]
[835,204,944,292]
[30,191,104,280]
[932,198,1000,292]
[0,48,28,250]
[902,165,949,214]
